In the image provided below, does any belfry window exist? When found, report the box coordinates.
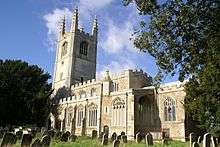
[80,41,88,56]
[61,42,68,58]
[112,97,125,126]
[164,98,176,121]
[88,103,98,126]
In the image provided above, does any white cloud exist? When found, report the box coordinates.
[43,8,72,51]
[101,20,135,53]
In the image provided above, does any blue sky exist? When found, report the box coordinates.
[0,0,178,82]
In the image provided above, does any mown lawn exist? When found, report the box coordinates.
[2,137,187,147]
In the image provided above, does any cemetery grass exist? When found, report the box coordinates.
[1,137,187,147]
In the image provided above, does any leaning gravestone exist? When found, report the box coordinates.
[1,132,17,147]
[92,130,98,139]
[211,136,217,147]
[190,133,197,147]
[101,134,108,145]
[69,134,77,142]
[146,133,153,146]
[31,138,42,147]
[16,130,23,140]
[41,135,51,147]
[203,133,211,147]
[192,142,199,147]
[111,132,117,142]
[122,135,127,143]
[61,132,70,142]
[21,134,33,147]
[112,139,120,147]
[136,132,142,143]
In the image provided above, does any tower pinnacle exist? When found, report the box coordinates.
[59,16,65,36]
[71,8,78,32]
[92,15,98,37]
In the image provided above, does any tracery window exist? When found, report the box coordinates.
[61,42,68,58]
[77,105,84,126]
[90,88,96,97]
[88,103,98,126]
[80,41,88,56]
[112,97,125,126]
[67,106,73,126]
[164,98,176,121]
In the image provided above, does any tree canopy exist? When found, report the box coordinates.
[123,0,220,135]
[0,59,52,127]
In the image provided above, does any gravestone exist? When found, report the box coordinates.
[197,136,202,143]
[190,133,197,147]
[69,134,77,142]
[117,135,121,140]
[92,130,98,139]
[16,130,23,140]
[211,136,217,147]
[41,135,51,147]
[203,133,211,147]
[161,138,168,146]
[99,132,104,140]
[122,135,127,143]
[146,133,153,146]
[31,138,42,147]
[111,132,117,142]
[61,132,70,142]
[192,142,199,147]
[121,132,125,136]
[112,139,120,147]
[101,134,108,145]
[136,132,142,143]
[21,134,33,147]
[1,132,17,147]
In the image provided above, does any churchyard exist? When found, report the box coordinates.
[0,127,219,147]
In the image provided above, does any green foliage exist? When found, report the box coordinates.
[123,0,220,133]
[0,59,52,127]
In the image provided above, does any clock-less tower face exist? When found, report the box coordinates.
[52,9,98,92]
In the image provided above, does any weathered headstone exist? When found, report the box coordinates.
[161,138,168,146]
[117,135,121,140]
[192,142,200,147]
[101,134,108,145]
[211,136,217,147]
[197,136,202,143]
[1,132,17,147]
[21,134,33,147]
[41,135,51,147]
[146,133,153,146]
[69,134,77,142]
[122,135,127,143]
[61,132,70,142]
[31,138,42,147]
[16,130,23,140]
[111,132,117,142]
[136,132,142,143]
[190,133,197,147]
[92,130,98,139]
[112,139,120,147]
[203,133,211,147]
[121,132,125,136]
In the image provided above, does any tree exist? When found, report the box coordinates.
[123,0,220,134]
[0,59,52,127]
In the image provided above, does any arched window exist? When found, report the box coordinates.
[77,105,84,126]
[79,90,86,99]
[67,106,73,126]
[80,41,88,56]
[164,98,176,121]
[112,97,125,126]
[90,88,96,97]
[61,42,68,58]
[88,103,98,126]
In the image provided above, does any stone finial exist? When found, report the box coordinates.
[103,70,111,81]
[71,8,78,32]
[92,15,98,37]
[59,16,65,36]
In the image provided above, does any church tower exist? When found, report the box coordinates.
[52,8,98,92]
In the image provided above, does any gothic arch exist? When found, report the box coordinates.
[112,97,125,126]
[164,97,176,121]
[88,103,98,126]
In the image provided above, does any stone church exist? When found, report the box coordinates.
[51,8,187,141]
